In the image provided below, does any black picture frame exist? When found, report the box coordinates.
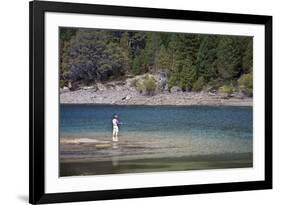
[29,0,272,204]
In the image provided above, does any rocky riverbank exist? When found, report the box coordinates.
[60,74,252,106]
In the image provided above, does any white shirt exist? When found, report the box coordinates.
[112,118,118,127]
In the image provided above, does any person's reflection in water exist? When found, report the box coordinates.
[112,142,119,149]
[112,142,119,166]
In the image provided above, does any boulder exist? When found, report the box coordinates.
[155,71,168,92]
[158,78,167,91]
[121,95,131,101]
[69,82,80,91]
[208,90,217,96]
[60,86,70,93]
[82,85,97,91]
[170,86,182,93]
[96,83,107,91]
[230,92,245,99]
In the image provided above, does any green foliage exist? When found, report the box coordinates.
[59,28,78,87]
[60,79,66,88]
[128,32,146,57]
[196,35,219,82]
[219,85,235,95]
[156,45,171,70]
[59,27,77,42]
[193,76,205,91]
[60,41,71,87]
[206,79,223,91]
[238,73,253,89]
[179,58,196,91]
[142,75,157,95]
[142,33,160,70]
[120,32,129,49]
[242,40,253,74]
[217,36,242,80]
[168,72,180,90]
[132,56,142,75]
[59,28,253,94]
[120,32,132,70]
[165,34,200,91]
[238,73,253,97]
[67,29,128,83]
[177,34,201,65]
[133,75,156,95]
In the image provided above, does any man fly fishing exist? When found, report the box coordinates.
[112,114,121,142]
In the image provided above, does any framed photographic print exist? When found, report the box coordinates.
[29,0,272,204]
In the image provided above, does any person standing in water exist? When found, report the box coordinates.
[112,114,120,142]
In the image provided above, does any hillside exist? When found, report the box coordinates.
[59,27,253,104]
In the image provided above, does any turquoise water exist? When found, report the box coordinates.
[60,104,253,156]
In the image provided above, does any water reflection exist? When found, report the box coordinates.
[111,142,119,166]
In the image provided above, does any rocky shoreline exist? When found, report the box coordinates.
[60,80,252,106]
[60,89,252,106]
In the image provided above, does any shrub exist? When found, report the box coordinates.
[133,75,156,95]
[60,79,65,88]
[142,75,157,95]
[135,80,143,93]
[206,79,223,91]
[238,73,253,97]
[167,72,180,90]
[132,56,142,75]
[219,85,234,96]
[193,77,205,91]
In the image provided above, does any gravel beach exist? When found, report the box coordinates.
[60,79,252,106]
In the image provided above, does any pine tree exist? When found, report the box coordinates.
[196,35,219,82]
[167,34,178,73]
[59,28,77,87]
[156,45,171,70]
[242,38,253,74]
[132,56,142,75]
[142,32,160,71]
[179,57,196,91]
[59,27,253,93]
[176,33,201,65]
[60,41,71,87]
[217,36,243,81]
[119,32,132,73]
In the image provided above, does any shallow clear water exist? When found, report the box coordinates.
[60,104,253,156]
